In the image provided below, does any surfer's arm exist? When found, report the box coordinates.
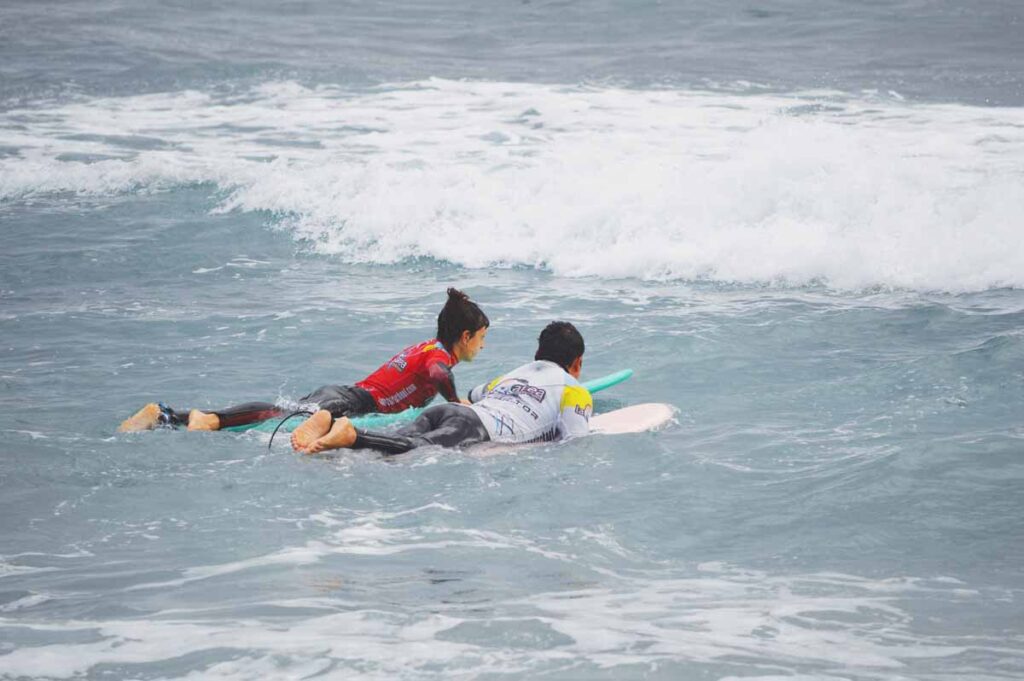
[467,374,504,403]
[558,385,593,439]
[426,360,459,403]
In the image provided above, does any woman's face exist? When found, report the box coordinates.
[457,326,488,362]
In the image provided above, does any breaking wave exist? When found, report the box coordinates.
[2,79,1023,291]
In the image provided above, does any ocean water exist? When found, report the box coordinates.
[2,1,1023,679]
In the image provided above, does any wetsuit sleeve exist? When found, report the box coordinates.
[426,359,459,403]
[558,385,593,439]
[467,374,504,403]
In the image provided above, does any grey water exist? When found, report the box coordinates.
[2,1,1024,679]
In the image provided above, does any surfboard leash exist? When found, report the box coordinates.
[267,410,315,451]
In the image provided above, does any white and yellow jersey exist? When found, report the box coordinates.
[467,360,592,444]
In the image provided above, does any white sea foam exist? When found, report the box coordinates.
[1,566,1014,680]
[2,80,1023,291]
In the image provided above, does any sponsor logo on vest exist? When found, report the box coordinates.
[493,379,547,403]
[387,352,409,372]
[379,384,417,407]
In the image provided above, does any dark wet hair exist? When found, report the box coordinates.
[534,321,584,371]
[437,288,489,350]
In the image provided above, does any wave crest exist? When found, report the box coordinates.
[3,80,1023,291]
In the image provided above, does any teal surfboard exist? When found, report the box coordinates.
[224,369,634,434]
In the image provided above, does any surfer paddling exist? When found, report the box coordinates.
[293,321,592,455]
[119,288,489,434]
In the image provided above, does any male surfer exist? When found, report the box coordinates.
[293,321,592,455]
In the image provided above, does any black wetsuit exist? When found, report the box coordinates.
[162,384,376,428]
[351,403,490,455]
[158,338,459,429]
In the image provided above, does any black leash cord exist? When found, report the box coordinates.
[268,410,315,451]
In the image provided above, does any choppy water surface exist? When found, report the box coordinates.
[2,1,1023,679]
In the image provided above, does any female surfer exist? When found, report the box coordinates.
[118,288,489,435]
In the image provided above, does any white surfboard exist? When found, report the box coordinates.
[470,403,674,455]
[589,403,675,434]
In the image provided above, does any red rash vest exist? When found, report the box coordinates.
[356,339,459,413]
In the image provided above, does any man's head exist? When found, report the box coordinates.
[535,321,584,377]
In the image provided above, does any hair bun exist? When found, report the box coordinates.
[447,287,469,302]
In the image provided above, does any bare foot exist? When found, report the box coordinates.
[291,409,333,451]
[187,410,221,431]
[119,403,162,432]
[304,417,357,455]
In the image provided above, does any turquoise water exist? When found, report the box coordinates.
[2,1,1024,679]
